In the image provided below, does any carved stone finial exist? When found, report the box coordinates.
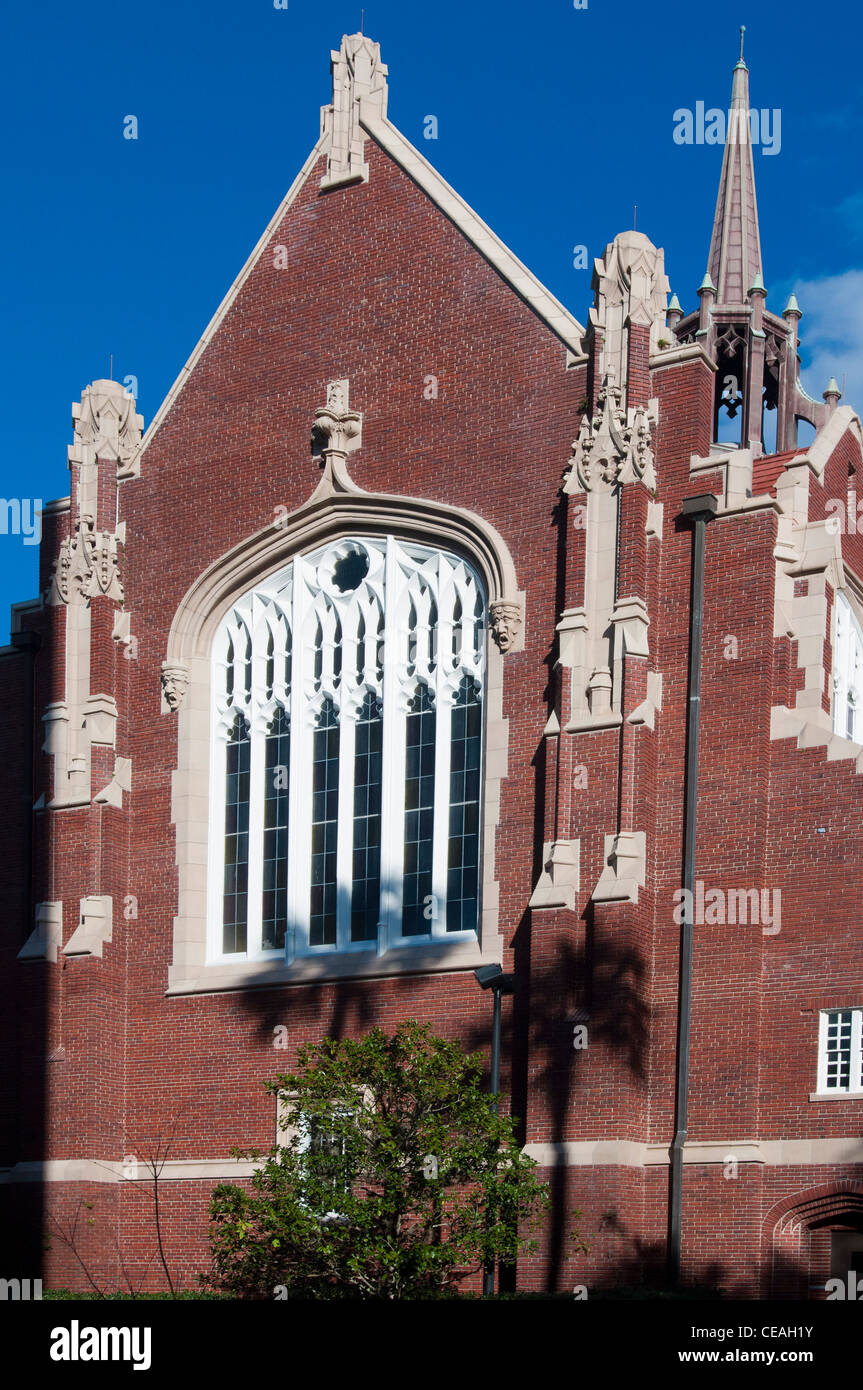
[68,380,143,470]
[161,661,190,712]
[590,232,670,380]
[320,33,388,190]
[489,599,523,654]
[314,379,363,455]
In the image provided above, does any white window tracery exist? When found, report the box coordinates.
[207,536,485,962]
[832,591,863,742]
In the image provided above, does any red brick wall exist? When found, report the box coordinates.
[3,132,863,1295]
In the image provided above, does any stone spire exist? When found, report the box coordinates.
[671,36,829,454]
[706,30,763,306]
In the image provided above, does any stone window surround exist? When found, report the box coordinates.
[164,484,523,996]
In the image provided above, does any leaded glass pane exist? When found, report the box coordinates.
[351,693,382,942]
[262,706,290,951]
[446,676,481,932]
[402,685,436,936]
[223,711,250,954]
[310,698,339,946]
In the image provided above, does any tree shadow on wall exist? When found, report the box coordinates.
[498,905,650,1295]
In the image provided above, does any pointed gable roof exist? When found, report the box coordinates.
[319,31,585,353]
[129,33,586,471]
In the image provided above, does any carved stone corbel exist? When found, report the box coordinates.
[489,598,523,654]
[161,661,190,713]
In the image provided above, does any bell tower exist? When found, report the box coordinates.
[671,32,835,455]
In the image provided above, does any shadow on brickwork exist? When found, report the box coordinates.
[0,633,46,1282]
[522,919,650,1293]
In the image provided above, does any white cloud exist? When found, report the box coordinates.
[793,269,863,415]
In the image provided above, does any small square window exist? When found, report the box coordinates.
[817,1009,863,1095]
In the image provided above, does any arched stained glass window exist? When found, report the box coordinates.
[208,537,485,962]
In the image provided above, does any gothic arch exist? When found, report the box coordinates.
[162,475,523,996]
[165,479,523,665]
[763,1183,863,1298]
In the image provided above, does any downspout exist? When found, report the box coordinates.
[668,493,717,1286]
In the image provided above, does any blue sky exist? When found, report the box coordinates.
[2,0,862,638]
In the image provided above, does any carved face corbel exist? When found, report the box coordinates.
[489,599,523,654]
[161,660,190,712]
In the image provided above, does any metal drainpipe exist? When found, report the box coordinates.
[668,493,717,1287]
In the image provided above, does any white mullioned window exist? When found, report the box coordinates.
[817,1008,863,1095]
[207,536,486,963]
[832,590,863,741]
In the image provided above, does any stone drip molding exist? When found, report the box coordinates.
[523,1137,863,1170]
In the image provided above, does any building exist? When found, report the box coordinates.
[1,32,862,1297]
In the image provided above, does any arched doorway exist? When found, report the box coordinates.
[765,1186,863,1298]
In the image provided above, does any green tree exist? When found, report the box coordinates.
[207,1020,565,1299]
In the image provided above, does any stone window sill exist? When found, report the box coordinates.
[809,1091,863,1102]
[167,938,500,996]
